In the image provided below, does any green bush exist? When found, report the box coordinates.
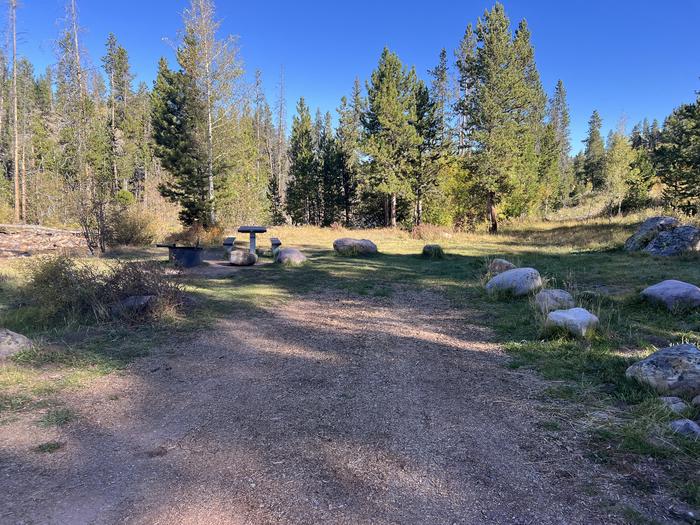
[22,256,183,325]
[108,207,160,247]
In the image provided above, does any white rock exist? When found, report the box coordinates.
[333,238,378,256]
[485,267,542,297]
[545,308,599,338]
[275,248,307,266]
[0,329,32,359]
[229,250,257,266]
[488,258,516,275]
[625,343,700,397]
[669,419,700,438]
[659,396,689,414]
[534,289,575,314]
[692,395,700,407]
[641,280,700,311]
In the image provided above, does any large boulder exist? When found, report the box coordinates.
[333,238,378,256]
[625,343,700,397]
[534,289,575,314]
[624,216,680,252]
[545,307,599,338]
[485,267,542,297]
[641,280,700,311]
[229,250,258,266]
[488,258,516,275]
[0,328,32,359]
[644,225,700,256]
[275,247,307,266]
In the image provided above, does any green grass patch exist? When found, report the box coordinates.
[33,441,64,453]
[38,407,75,427]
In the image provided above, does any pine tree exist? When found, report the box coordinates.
[454,3,547,233]
[583,110,605,189]
[151,58,211,226]
[655,95,700,214]
[335,78,363,226]
[285,98,317,224]
[363,47,420,227]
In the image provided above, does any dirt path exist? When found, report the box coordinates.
[1,288,652,524]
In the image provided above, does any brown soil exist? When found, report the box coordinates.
[0,287,667,524]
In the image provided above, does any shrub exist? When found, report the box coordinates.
[22,256,183,325]
[108,207,161,247]
[164,223,225,247]
[421,244,445,259]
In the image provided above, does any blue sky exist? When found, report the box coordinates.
[12,0,700,153]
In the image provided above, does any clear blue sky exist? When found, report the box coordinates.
[12,0,700,152]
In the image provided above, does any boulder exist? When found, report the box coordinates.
[488,258,516,275]
[644,225,700,256]
[669,419,700,439]
[110,295,156,317]
[545,307,599,338]
[625,343,700,397]
[624,216,680,252]
[0,328,32,359]
[422,244,444,259]
[485,267,542,297]
[641,280,700,311]
[333,238,378,256]
[275,247,307,266]
[534,289,575,314]
[659,396,689,414]
[229,250,258,266]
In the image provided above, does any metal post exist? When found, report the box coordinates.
[249,233,256,254]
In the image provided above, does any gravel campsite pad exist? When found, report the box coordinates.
[0,288,666,523]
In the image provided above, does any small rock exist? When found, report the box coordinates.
[693,395,700,407]
[659,396,689,414]
[641,280,700,311]
[275,248,307,266]
[624,216,680,252]
[488,258,516,275]
[485,267,542,297]
[534,289,575,314]
[422,244,444,259]
[229,250,258,266]
[333,238,378,256]
[669,419,700,438]
[644,225,700,256]
[545,307,599,338]
[0,328,32,359]
[110,295,156,317]
[625,343,700,397]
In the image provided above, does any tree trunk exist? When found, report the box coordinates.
[390,193,397,228]
[415,195,423,226]
[20,141,26,223]
[384,195,390,227]
[11,0,19,223]
[487,191,498,234]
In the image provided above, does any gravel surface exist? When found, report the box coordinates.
[0,288,660,524]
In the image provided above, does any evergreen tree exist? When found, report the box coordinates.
[285,98,317,224]
[454,3,546,233]
[655,95,700,214]
[363,47,421,227]
[335,78,363,225]
[582,110,605,188]
[151,57,211,226]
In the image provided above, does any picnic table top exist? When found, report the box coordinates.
[237,226,267,233]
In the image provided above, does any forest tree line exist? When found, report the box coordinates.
[0,1,698,249]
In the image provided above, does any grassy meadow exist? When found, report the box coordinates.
[1,212,699,507]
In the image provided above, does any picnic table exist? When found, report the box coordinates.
[237,226,267,254]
